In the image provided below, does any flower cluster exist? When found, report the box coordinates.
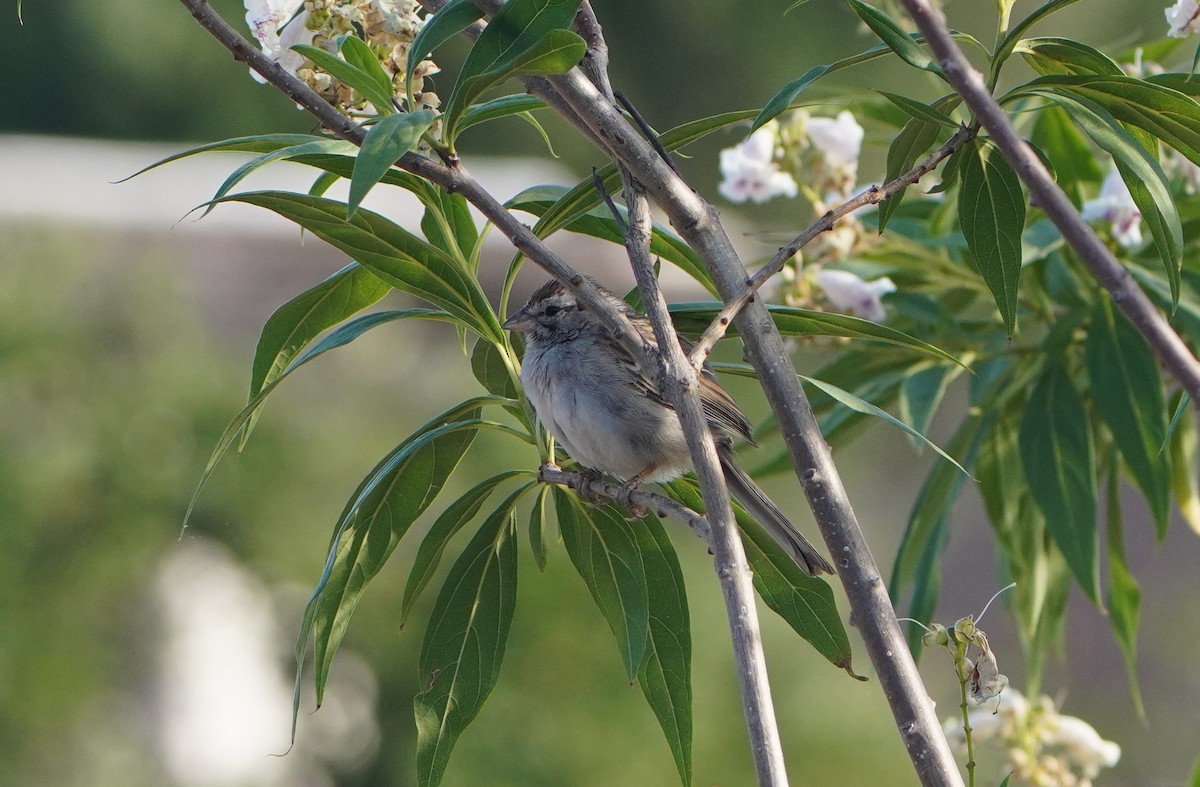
[717,122,799,204]
[244,0,438,114]
[779,109,865,200]
[944,690,1121,787]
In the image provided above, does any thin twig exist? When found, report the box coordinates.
[687,124,976,368]
[615,90,681,175]
[899,0,1200,403]
[538,464,713,547]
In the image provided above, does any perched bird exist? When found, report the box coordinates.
[503,279,834,576]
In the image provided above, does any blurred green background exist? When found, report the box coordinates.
[3,1,1199,785]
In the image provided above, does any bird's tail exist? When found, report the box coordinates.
[718,448,835,576]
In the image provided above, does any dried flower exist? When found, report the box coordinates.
[718,123,800,204]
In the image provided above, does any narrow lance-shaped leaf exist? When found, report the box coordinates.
[339,34,396,107]
[349,110,437,216]
[1105,462,1146,720]
[670,303,965,367]
[305,416,485,709]
[632,511,693,786]
[1019,364,1100,604]
[958,139,1026,335]
[1168,392,1200,536]
[845,0,940,74]
[401,474,532,627]
[663,480,853,670]
[291,42,397,113]
[1033,91,1182,303]
[241,263,391,449]
[554,490,650,680]
[407,0,485,98]
[528,485,551,571]
[1086,299,1171,538]
[415,497,519,787]
[442,0,585,141]
[218,191,501,341]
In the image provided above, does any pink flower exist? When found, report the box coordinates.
[1081,169,1142,248]
[814,269,896,323]
[718,124,799,204]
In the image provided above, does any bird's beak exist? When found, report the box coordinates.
[502,307,533,332]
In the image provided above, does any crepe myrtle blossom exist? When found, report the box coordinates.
[718,122,799,204]
[1167,0,1200,37]
[1081,169,1143,248]
[944,690,1120,787]
[814,268,896,323]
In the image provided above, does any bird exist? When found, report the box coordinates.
[503,278,834,576]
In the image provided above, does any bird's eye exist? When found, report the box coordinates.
[542,304,562,317]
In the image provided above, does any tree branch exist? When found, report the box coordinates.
[538,464,713,547]
[687,124,976,368]
[532,61,963,787]
[898,0,1200,403]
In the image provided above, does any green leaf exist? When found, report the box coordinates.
[401,475,531,627]
[421,189,479,265]
[632,512,693,787]
[407,0,485,99]
[845,0,939,74]
[957,139,1026,335]
[801,375,970,477]
[993,0,1085,75]
[1015,37,1123,77]
[339,34,396,107]
[898,364,956,449]
[1030,105,1103,197]
[1032,91,1182,302]
[876,91,957,128]
[119,133,333,182]
[241,264,391,449]
[1019,364,1100,604]
[1190,752,1200,787]
[555,490,649,680]
[349,110,438,216]
[415,497,518,787]
[663,480,852,669]
[457,93,547,136]
[670,303,966,367]
[1168,392,1200,536]
[219,191,500,340]
[508,185,716,293]
[877,95,962,230]
[291,42,397,112]
[1105,464,1146,720]
[1086,300,1170,538]
[528,486,551,570]
[443,0,585,142]
[297,411,484,735]
[202,139,360,218]
[471,338,519,399]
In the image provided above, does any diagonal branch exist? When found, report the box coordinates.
[898,0,1200,403]
[687,124,976,368]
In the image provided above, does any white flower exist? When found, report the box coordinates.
[1166,0,1200,37]
[718,123,799,204]
[805,110,864,169]
[1081,169,1142,248]
[814,269,896,323]
[244,0,313,80]
[1052,715,1121,776]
